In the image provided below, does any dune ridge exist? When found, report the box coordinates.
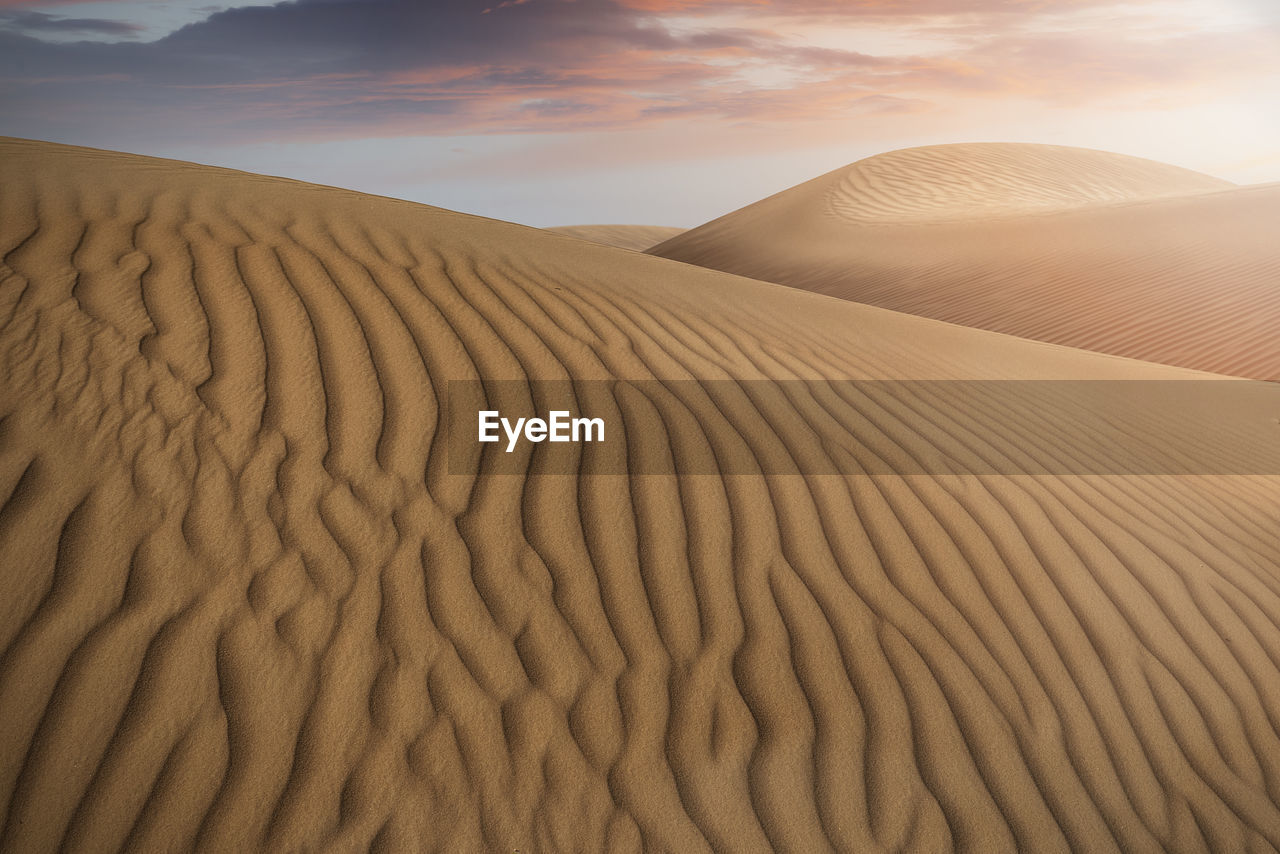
[823,143,1232,223]
[3,138,1280,852]
[545,225,685,251]
[650,143,1280,381]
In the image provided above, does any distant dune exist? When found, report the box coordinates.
[651,143,1280,380]
[4,138,1280,852]
[546,224,685,251]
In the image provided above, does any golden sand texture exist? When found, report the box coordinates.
[4,138,1280,852]
[545,225,686,252]
[650,143,1280,380]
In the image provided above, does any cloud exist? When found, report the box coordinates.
[0,9,143,35]
[615,0,1162,14]
[0,0,764,142]
[0,0,1274,149]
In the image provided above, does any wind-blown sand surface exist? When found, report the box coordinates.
[650,143,1280,380]
[546,225,685,251]
[4,138,1280,852]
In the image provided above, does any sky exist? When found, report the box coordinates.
[1,0,1278,226]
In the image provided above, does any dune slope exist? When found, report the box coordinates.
[546,225,685,251]
[4,138,1280,853]
[650,143,1280,380]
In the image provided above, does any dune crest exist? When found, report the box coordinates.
[651,143,1280,381]
[823,143,1232,223]
[546,225,685,251]
[4,138,1280,852]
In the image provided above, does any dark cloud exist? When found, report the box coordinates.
[0,0,763,89]
[0,9,143,36]
[0,0,772,143]
[152,0,687,76]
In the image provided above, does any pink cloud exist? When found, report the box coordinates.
[1,0,1275,148]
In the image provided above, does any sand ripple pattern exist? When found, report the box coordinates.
[3,139,1280,852]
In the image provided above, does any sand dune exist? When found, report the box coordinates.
[546,225,685,251]
[4,138,1280,852]
[650,143,1280,381]
[815,143,1231,223]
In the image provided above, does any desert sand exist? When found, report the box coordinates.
[546,225,686,252]
[3,138,1280,852]
[651,143,1280,380]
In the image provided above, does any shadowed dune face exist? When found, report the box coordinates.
[650,143,1280,381]
[4,138,1280,852]
[545,225,686,252]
